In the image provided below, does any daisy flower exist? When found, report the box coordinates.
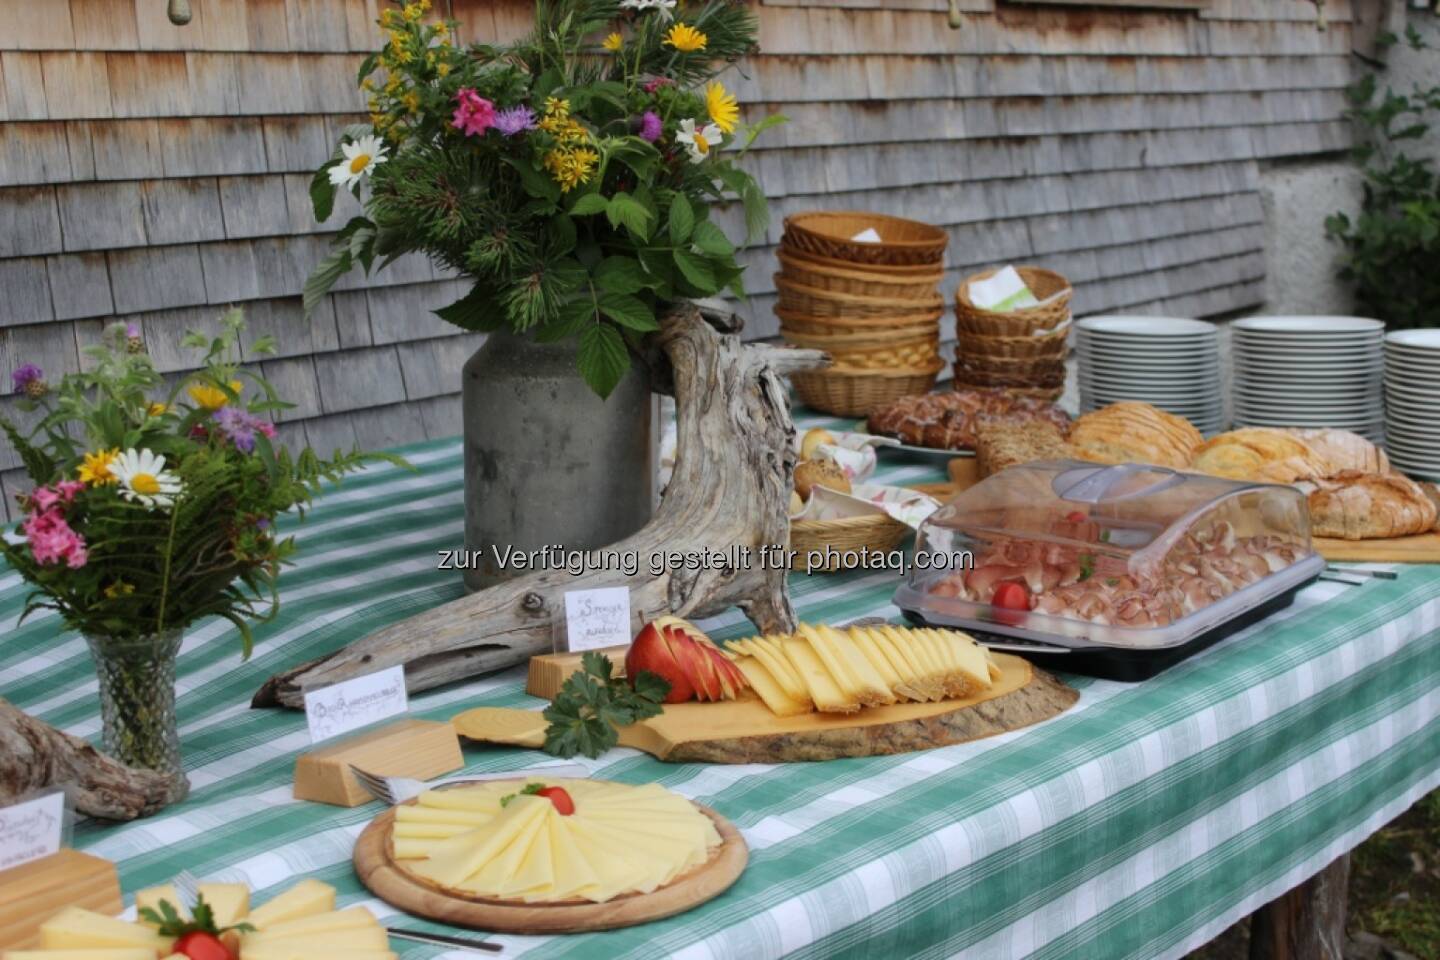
[78,448,120,487]
[111,449,182,511]
[663,23,707,52]
[676,118,723,163]
[706,81,739,135]
[602,32,623,51]
[328,134,388,189]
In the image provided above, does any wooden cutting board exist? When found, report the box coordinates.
[451,653,1077,764]
[353,788,747,935]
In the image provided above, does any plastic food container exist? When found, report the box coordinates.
[893,461,1325,680]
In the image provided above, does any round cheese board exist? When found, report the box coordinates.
[353,782,748,935]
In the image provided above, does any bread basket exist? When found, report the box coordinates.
[781,245,947,279]
[776,305,944,333]
[776,275,945,319]
[776,250,943,300]
[783,212,948,267]
[955,266,1072,338]
[789,514,911,572]
[956,325,1071,361]
[781,330,940,371]
[792,359,945,417]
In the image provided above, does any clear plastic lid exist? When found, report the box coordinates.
[895,460,1322,649]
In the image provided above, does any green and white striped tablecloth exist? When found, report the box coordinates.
[4,409,1438,960]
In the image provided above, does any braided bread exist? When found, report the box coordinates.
[866,389,1071,451]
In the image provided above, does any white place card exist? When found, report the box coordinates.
[0,790,66,872]
[563,586,632,652]
[304,665,408,744]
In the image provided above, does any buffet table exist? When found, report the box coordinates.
[5,409,1439,960]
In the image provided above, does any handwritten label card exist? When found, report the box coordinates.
[563,587,632,652]
[304,665,408,744]
[0,790,65,872]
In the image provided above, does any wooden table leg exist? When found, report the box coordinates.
[1248,853,1351,960]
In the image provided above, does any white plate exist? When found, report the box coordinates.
[1236,413,1386,428]
[1079,348,1219,364]
[1080,356,1221,372]
[1081,371,1221,386]
[1384,385,1440,403]
[1077,316,1217,337]
[1233,316,1385,335]
[1386,329,1440,351]
[1236,342,1384,355]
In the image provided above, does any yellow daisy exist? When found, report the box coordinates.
[603,31,623,51]
[705,81,739,134]
[147,402,167,416]
[663,23,706,52]
[188,379,242,411]
[78,448,120,487]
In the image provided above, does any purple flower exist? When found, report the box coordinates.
[125,322,140,339]
[10,364,45,397]
[255,517,270,530]
[639,110,663,143]
[213,406,266,454]
[493,105,537,137]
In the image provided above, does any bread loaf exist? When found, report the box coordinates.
[1298,471,1438,540]
[1068,402,1203,470]
[974,420,1071,477]
[1284,428,1390,476]
[1191,428,1327,483]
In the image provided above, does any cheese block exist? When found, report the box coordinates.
[4,952,158,960]
[195,882,249,928]
[38,908,172,953]
[244,879,336,930]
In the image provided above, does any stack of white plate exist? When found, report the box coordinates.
[1076,316,1223,434]
[1232,316,1385,443]
[1384,329,1440,480]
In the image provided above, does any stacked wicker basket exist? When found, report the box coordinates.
[776,212,948,416]
[953,266,1073,402]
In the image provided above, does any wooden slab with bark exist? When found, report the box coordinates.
[254,306,828,709]
[0,698,178,820]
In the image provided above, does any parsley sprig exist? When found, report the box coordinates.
[139,894,254,938]
[500,783,546,807]
[541,652,670,759]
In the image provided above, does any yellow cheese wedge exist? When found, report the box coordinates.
[817,625,896,706]
[135,884,186,925]
[927,629,991,696]
[752,635,811,703]
[796,624,864,703]
[499,809,554,899]
[780,634,858,713]
[241,905,379,943]
[733,655,811,716]
[37,908,172,953]
[461,804,551,896]
[5,952,158,960]
[245,927,390,951]
[844,626,907,698]
[880,624,941,696]
[245,879,336,930]
[411,795,550,888]
[415,789,507,813]
[195,882,249,928]
[862,626,939,701]
[541,809,599,902]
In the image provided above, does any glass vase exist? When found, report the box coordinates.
[84,628,190,804]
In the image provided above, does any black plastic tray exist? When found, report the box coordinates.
[900,573,1317,682]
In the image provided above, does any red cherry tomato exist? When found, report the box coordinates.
[1064,510,1087,524]
[536,786,575,816]
[992,580,1032,611]
[173,931,234,960]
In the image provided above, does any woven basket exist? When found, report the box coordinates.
[953,361,1065,390]
[776,251,943,301]
[776,275,945,319]
[955,266,1072,338]
[783,212,948,267]
[781,244,947,279]
[782,331,940,371]
[790,514,911,573]
[780,316,940,342]
[792,359,945,417]
[956,352,1066,378]
[956,325,1071,361]
[776,305,944,333]
[952,381,1065,403]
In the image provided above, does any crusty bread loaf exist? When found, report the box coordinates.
[865,388,1071,451]
[974,420,1071,477]
[1068,402,1203,470]
[1285,428,1390,476]
[1191,428,1328,483]
[1297,470,1438,540]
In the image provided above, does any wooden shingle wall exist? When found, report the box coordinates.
[0,0,1354,518]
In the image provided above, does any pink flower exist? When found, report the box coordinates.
[28,487,60,512]
[257,421,277,440]
[643,77,674,94]
[452,89,497,137]
[24,508,87,568]
[66,543,88,569]
[56,480,84,503]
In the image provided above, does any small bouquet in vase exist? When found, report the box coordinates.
[1,311,401,802]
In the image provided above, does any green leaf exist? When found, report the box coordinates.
[691,220,735,257]
[434,283,504,332]
[668,195,695,244]
[309,166,336,224]
[569,192,609,216]
[608,138,662,180]
[606,192,653,241]
[741,178,770,246]
[505,156,561,203]
[534,298,597,342]
[356,52,379,85]
[737,112,788,155]
[593,257,646,295]
[673,249,719,294]
[577,322,630,398]
[302,245,351,318]
[547,215,577,257]
[598,292,659,332]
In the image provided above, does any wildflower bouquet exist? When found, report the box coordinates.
[304,0,780,397]
[1,311,394,651]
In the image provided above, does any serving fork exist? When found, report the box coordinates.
[349,763,590,806]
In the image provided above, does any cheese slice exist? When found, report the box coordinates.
[393,836,449,860]
[6,952,158,960]
[754,635,811,702]
[935,629,994,695]
[392,821,474,839]
[245,927,390,951]
[196,882,249,928]
[39,908,172,953]
[733,655,811,716]
[880,624,940,693]
[394,804,494,826]
[844,626,908,699]
[242,906,378,942]
[542,810,599,902]
[412,795,549,888]
[817,625,896,706]
[245,879,336,930]
[780,634,857,713]
[864,626,939,701]
[242,947,397,960]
